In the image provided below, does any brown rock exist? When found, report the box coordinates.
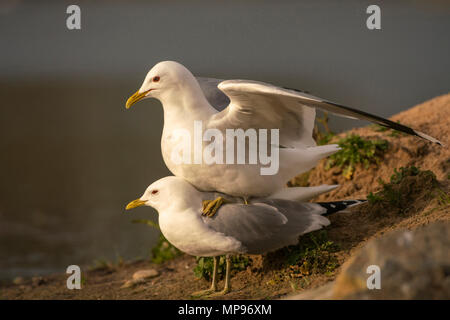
[333,222,450,299]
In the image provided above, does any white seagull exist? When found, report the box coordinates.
[125,176,364,296]
[125,61,441,214]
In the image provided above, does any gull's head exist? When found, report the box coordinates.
[125,61,196,109]
[125,176,199,212]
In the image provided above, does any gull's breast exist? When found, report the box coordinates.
[158,208,244,257]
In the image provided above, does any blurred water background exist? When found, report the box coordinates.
[0,0,449,280]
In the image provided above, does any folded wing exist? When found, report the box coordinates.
[203,202,329,254]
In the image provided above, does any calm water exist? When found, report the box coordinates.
[0,80,169,279]
[1,1,449,280]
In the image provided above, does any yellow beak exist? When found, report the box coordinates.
[125,199,147,210]
[125,90,148,109]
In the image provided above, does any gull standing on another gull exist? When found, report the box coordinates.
[125,176,365,296]
[125,61,441,215]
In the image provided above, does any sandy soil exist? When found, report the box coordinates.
[1,94,449,300]
[299,93,450,201]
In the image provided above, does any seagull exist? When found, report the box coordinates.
[125,61,441,215]
[125,176,364,296]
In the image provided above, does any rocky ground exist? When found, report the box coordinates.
[1,94,449,300]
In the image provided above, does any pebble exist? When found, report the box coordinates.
[132,269,159,281]
[121,269,159,289]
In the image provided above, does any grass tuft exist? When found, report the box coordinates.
[370,123,407,138]
[325,134,389,179]
[151,234,182,264]
[284,231,340,278]
[193,255,250,281]
[366,166,440,215]
[267,230,340,281]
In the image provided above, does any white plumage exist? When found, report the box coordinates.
[126,61,441,198]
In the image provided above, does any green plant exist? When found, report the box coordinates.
[367,191,383,204]
[370,123,407,138]
[389,166,420,184]
[367,166,439,214]
[325,134,389,179]
[151,234,182,264]
[193,255,250,281]
[317,132,336,146]
[313,112,336,146]
[377,166,425,209]
[370,124,389,132]
[282,230,340,278]
[90,258,115,272]
[288,171,310,187]
[436,188,450,206]
[131,218,159,229]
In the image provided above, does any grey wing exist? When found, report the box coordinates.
[196,77,230,111]
[212,80,442,146]
[257,199,331,236]
[203,202,329,254]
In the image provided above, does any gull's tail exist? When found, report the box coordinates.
[269,184,339,202]
[280,144,341,182]
[314,199,366,216]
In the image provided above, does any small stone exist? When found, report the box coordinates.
[121,269,160,289]
[132,269,159,281]
[13,277,24,285]
[121,279,141,289]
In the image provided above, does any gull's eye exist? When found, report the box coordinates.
[151,189,159,195]
[152,76,160,82]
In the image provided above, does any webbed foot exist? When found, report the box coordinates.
[191,287,218,298]
[202,197,228,217]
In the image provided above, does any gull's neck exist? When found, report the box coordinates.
[160,78,217,126]
[159,185,203,214]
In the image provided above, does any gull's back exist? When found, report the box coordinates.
[202,199,330,255]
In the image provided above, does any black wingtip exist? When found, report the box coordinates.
[316,200,367,216]
[323,101,443,146]
[413,130,444,147]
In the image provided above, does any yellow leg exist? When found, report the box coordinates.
[191,256,219,297]
[202,197,228,217]
[210,255,232,297]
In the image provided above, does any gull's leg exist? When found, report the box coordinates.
[223,255,232,294]
[191,256,219,297]
[243,197,249,205]
[210,256,219,291]
[202,197,228,217]
[210,254,232,296]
